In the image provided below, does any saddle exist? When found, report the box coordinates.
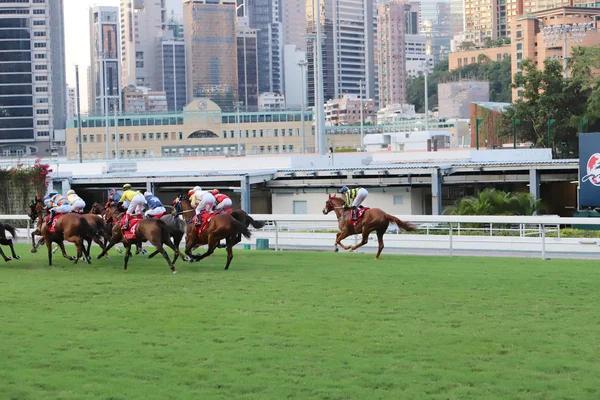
[350,207,370,226]
[148,212,166,219]
[45,213,66,233]
[121,214,143,241]
[193,210,216,235]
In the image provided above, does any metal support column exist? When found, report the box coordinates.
[431,169,442,215]
[146,182,153,194]
[240,175,251,212]
[61,179,71,194]
[529,168,541,204]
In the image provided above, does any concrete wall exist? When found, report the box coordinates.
[271,187,424,215]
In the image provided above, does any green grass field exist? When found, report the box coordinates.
[0,243,599,400]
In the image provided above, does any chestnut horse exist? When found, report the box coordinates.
[173,195,251,270]
[91,201,144,256]
[43,213,97,265]
[96,204,180,273]
[0,222,20,262]
[322,194,417,259]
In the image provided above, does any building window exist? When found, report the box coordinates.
[35,65,47,70]
[33,20,45,26]
[164,132,168,140]
[142,133,146,141]
[126,133,131,141]
[223,130,227,138]
[516,43,522,50]
[149,133,153,140]
[289,145,294,152]
[34,42,46,48]
[230,130,234,138]
[36,120,48,126]
[252,129,256,137]
[35,76,47,81]
[260,129,264,137]
[293,200,307,215]
[89,134,95,143]
[34,54,46,59]
[517,52,522,60]
[179,132,183,140]
[36,109,48,115]
[34,31,46,37]
[33,9,45,14]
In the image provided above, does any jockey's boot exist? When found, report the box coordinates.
[122,214,130,231]
[195,212,202,226]
[352,206,358,221]
[49,209,55,223]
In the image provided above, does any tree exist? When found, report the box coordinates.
[459,41,476,51]
[569,46,600,129]
[483,37,493,48]
[500,58,588,157]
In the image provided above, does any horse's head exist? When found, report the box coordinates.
[323,194,343,215]
[28,196,45,221]
[103,203,122,224]
[172,195,183,215]
[89,202,104,215]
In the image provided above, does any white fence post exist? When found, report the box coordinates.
[274,221,279,251]
[449,223,453,257]
[541,224,546,260]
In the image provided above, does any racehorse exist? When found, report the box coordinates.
[172,196,265,248]
[0,222,20,262]
[27,197,45,253]
[96,203,180,273]
[92,201,145,256]
[173,195,251,270]
[322,194,417,259]
[42,213,96,265]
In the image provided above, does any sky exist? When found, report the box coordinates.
[64,0,182,112]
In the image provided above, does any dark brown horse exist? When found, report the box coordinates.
[96,204,180,273]
[173,195,251,270]
[0,222,20,262]
[43,213,96,265]
[27,197,45,253]
[92,201,145,256]
[322,194,417,259]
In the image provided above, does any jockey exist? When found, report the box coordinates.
[339,186,369,221]
[44,190,72,222]
[143,191,166,219]
[108,188,122,205]
[118,184,146,230]
[212,189,232,211]
[190,186,215,226]
[66,189,86,213]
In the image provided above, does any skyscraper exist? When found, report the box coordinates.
[247,0,283,94]
[160,38,187,111]
[281,0,307,51]
[0,0,66,157]
[306,0,377,105]
[89,6,121,114]
[120,0,166,90]
[183,0,238,109]
[66,85,76,122]
[378,0,407,107]
[237,19,259,108]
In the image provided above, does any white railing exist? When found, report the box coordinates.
[248,214,600,259]
[4,213,600,260]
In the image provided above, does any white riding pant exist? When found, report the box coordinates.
[145,206,166,218]
[71,199,86,212]
[196,193,216,214]
[215,198,232,210]
[126,194,146,216]
[352,188,368,207]
[51,204,72,214]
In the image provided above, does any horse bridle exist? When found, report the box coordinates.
[173,196,195,225]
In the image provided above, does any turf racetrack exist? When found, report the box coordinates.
[1,243,599,399]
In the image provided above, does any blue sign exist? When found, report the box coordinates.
[579,133,600,207]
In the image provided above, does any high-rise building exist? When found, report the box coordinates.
[378,0,407,107]
[160,38,187,112]
[0,0,66,157]
[86,66,93,113]
[120,0,166,90]
[122,86,168,114]
[405,34,435,77]
[306,0,335,106]
[237,19,259,108]
[306,0,378,106]
[281,0,307,51]
[66,85,76,122]
[283,45,306,108]
[89,6,121,114]
[247,0,284,95]
[183,0,238,109]
[417,0,452,62]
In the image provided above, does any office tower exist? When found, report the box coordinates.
[183,0,238,109]
[89,6,121,114]
[281,0,307,51]
[0,0,66,157]
[237,19,259,108]
[160,38,187,111]
[378,0,407,107]
[66,85,76,122]
[120,0,166,90]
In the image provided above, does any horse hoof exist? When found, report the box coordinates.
[4,257,12,262]
[116,249,123,254]
[14,255,21,260]
[172,270,177,274]
[69,256,76,261]
[105,255,110,261]
[334,248,339,253]
[30,248,37,254]
[141,250,148,256]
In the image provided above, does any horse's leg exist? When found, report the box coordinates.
[0,245,10,262]
[349,229,370,253]
[30,230,38,253]
[173,232,188,262]
[56,239,75,261]
[224,238,234,270]
[375,228,386,259]
[334,230,353,251]
[163,236,179,264]
[96,234,120,259]
[82,237,92,264]
[149,236,177,274]
[1,237,20,260]
[123,243,132,270]
[45,237,53,266]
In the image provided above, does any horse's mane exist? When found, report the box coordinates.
[328,195,344,206]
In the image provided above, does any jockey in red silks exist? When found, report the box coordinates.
[211,189,232,211]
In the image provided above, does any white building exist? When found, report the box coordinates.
[405,34,434,78]
[377,104,419,125]
[66,86,76,122]
[438,81,490,119]
[283,45,306,108]
[258,92,285,111]
[120,0,166,90]
[89,6,121,114]
[363,131,452,152]
[0,0,66,157]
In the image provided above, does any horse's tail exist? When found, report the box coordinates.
[386,214,417,232]
[4,223,16,239]
[246,215,265,229]
[156,219,173,243]
[78,216,96,240]
[232,218,252,239]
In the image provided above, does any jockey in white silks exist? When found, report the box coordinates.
[66,189,86,213]
[189,186,215,226]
